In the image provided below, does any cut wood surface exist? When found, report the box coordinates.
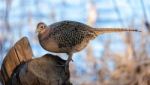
[0,37,71,85]
[1,37,32,83]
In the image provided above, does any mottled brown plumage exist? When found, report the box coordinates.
[36,20,141,71]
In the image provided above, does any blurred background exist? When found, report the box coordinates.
[0,0,150,85]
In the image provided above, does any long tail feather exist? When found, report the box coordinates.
[93,28,141,35]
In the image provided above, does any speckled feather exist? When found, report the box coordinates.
[37,20,140,71]
[48,21,96,49]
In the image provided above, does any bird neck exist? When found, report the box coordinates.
[38,29,49,41]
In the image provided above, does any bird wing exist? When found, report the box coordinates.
[48,20,97,48]
[51,27,95,48]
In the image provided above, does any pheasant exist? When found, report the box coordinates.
[36,20,141,71]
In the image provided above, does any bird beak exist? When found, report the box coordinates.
[35,29,40,33]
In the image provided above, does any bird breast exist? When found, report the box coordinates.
[39,36,91,53]
[39,38,62,53]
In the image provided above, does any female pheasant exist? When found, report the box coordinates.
[36,20,140,71]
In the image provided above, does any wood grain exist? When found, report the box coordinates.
[1,37,32,83]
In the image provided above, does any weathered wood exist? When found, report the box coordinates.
[1,37,71,85]
[9,54,71,85]
[1,37,33,84]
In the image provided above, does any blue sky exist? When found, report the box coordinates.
[0,0,149,76]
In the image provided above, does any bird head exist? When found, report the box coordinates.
[36,22,47,34]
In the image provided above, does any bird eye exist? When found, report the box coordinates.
[40,25,44,28]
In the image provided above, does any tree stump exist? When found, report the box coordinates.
[1,37,32,84]
[1,37,71,85]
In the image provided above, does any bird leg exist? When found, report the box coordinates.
[56,52,73,73]
[64,52,73,72]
